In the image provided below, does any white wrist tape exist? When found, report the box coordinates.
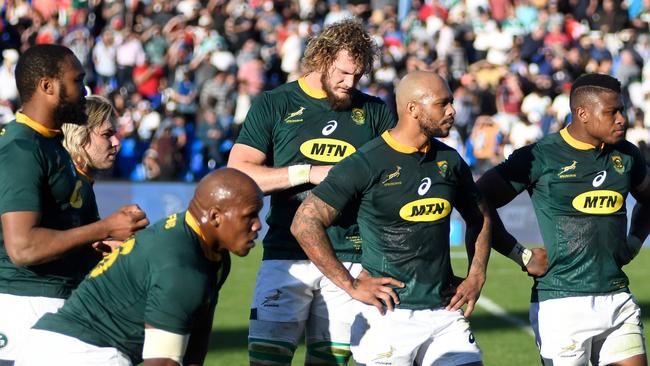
[288,164,311,187]
[507,242,532,268]
[142,328,189,363]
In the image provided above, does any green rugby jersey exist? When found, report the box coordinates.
[236,78,395,261]
[313,131,482,309]
[35,211,229,364]
[0,113,100,298]
[495,128,647,302]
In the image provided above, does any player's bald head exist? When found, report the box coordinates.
[396,72,449,117]
[192,168,263,211]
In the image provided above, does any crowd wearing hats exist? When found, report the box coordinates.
[1,0,650,180]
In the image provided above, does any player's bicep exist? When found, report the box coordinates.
[631,168,650,204]
[297,193,340,228]
[476,169,519,208]
[228,143,267,167]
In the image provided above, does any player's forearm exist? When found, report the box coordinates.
[5,222,108,266]
[489,206,519,257]
[291,202,355,292]
[227,159,296,194]
[629,202,650,243]
[466,202,491,279]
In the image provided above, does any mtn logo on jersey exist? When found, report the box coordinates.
[284,107,305,123]
[399,198,452,222]
[300,138,356,163]
[572,190,624,214]
[558,160,577,178]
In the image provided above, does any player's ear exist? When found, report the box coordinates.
[38,77,56,96]
[208,206,222,228]
[575,106,589,124]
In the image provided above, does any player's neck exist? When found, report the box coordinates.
[566,124,601,148]
[302,72,325,93]
[20,104,59,130]
[390,123,430,152]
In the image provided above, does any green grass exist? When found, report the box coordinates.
[205,247,650,365]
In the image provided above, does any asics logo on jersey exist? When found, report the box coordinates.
[592,170,607,187]
[418,178,432,196]
[558,160,578,178]
[382,166,402,186]
[0,333,7,348]
[572,190,623,214]
[284,107,305,123]
[299,138,356,163]
[399,198,451,222]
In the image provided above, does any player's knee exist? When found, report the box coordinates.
[305,341,352,366]
[248,337,296,366]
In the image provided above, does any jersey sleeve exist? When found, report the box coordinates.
[0,140,44,214]
[371,100,396,137]
[235,92,280,154]
[455,156,482,206]
[494,144,542,193]
[628,143,648,189]
[145,267,212,334]
[312,152,374,212]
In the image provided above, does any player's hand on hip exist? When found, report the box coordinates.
[309,165,333,185]
[348,270,405,315]
[525,247,548,276]
[105,204,149,240]
[92,239,123,255]
[445,273,485,317]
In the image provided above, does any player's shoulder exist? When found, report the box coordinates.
[612,139,642,156]
[431,138,464,161]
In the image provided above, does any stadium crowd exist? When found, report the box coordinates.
[1,0,650,180]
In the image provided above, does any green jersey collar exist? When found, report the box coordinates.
[15,112,62,138]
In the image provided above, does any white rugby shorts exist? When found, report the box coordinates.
[0,293,64,362]
[531,292,646,366]
[350,303,482,366]
[15,329,131,366]
[249,259,362,344]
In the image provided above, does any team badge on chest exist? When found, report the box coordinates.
[611,155,625,174]
[437,160,449,178]
[351,108,365,125]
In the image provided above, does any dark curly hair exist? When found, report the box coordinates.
[15,44,74,103]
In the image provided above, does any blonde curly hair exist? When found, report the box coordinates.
[302,19,378,76]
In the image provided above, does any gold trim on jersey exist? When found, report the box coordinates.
[185,211,222,262]
[381,130,429,154]
[15,112,61,138]
[298,77,327,99]
[560,128,595,150]
[74,162,94,184]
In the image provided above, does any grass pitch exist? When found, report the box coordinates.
[205,247,650,365]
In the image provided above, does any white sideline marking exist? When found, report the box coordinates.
[477,297,535,337]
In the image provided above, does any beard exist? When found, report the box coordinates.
[321,72,354,111]
[53,83,87,125]
[419,111,451,139]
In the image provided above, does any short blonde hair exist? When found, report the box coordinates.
[63,95,117,168]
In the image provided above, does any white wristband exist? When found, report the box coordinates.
[507,242,532,268]
[288,164,311,187]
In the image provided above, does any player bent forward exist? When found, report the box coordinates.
[292,71,491,366]
[15,168,263,366]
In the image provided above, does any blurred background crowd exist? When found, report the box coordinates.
[1,0,650,180]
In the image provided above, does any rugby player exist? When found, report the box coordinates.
[62,94,123,253]
[0,44,147,364]
[227,20,396,365]
[15,168,263,366]
[292,71,490,366]
[476,73,650,365]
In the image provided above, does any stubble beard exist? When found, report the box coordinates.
[321,72,353,111]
